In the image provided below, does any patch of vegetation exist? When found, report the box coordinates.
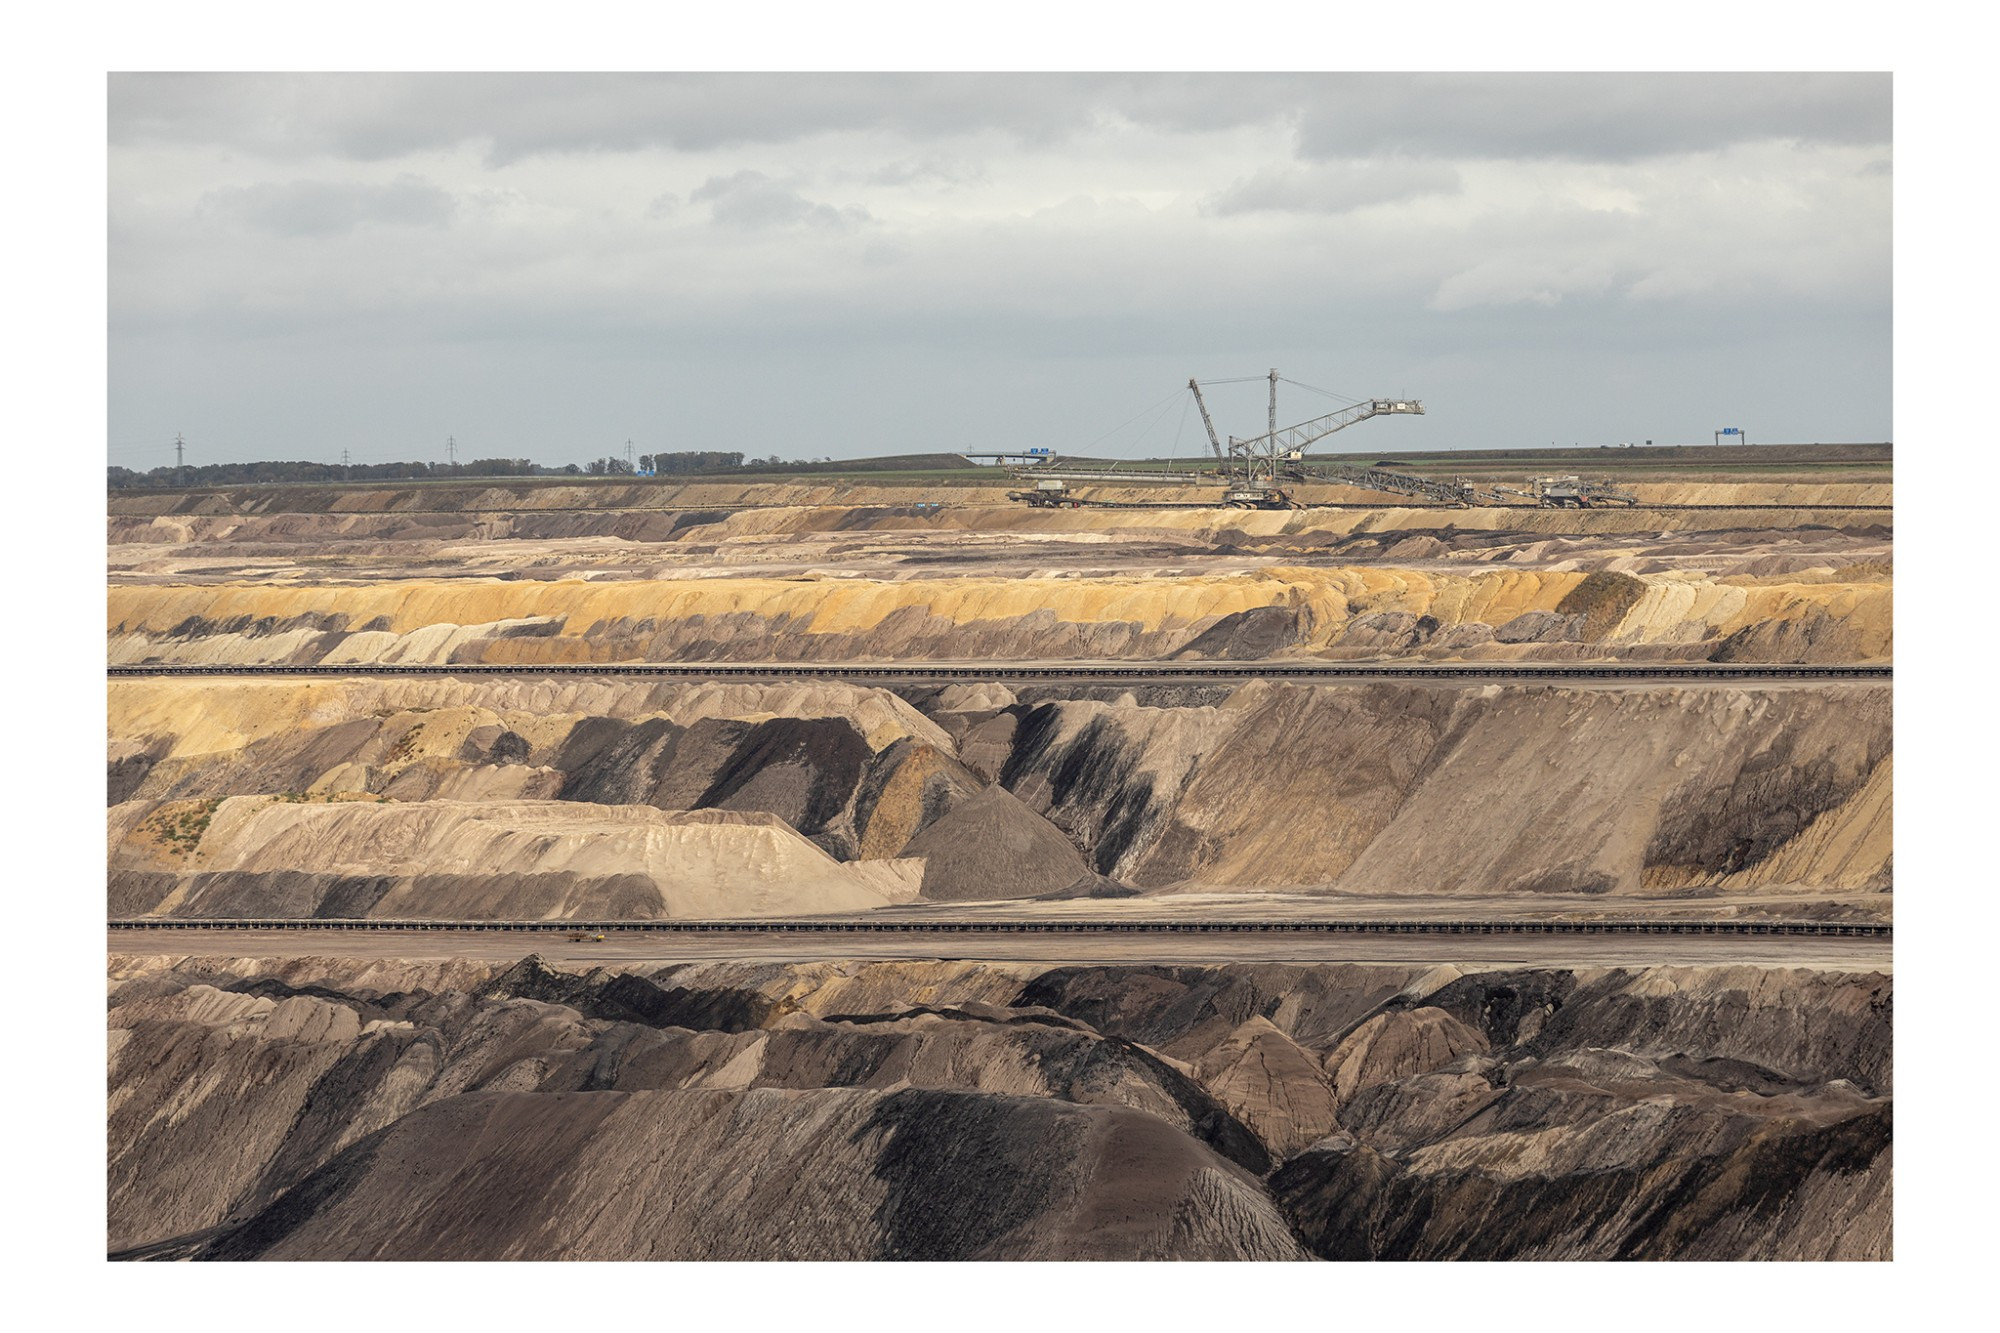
[142,798,224,856]
[386,723,427,765]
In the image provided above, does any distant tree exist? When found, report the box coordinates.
[102,450,751,489]
[648,450,743,475]
[108,459,436,488]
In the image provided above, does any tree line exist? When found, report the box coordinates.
[107,451,749,489]
[588,451,750,475]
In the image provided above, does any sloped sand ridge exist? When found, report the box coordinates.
[108,677,1000,880]
[108,563,1891,665]
[105,675,950,758]
[110,677,1891,904]
[109,799,920,919]
[107,955,1889,1260]
[982,680,1891,892]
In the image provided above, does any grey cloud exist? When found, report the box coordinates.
[1291,74,1890,162]
[1203,161,1461,215]
[859,157,988,188]
[109,73,1891,462]
[110,73,1107,164]
[112,73,1890,166]
[690,171,870,231]
[201,175,456,237]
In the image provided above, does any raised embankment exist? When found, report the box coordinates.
[108,563,1891,666]
[109,676,1890,917]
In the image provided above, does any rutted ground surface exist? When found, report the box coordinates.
[110,677,1891,916]
[107,954,1890,1260]
[107,563,1890,666]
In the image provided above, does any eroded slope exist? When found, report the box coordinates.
[107,954,1890,1261]
[109,677,1890,916]
[108,563,1890,666]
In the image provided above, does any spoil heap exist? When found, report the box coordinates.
[108,955,1891,1261]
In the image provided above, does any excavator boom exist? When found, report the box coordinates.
[1238,398,1425,459]
[1187,379,1225,462]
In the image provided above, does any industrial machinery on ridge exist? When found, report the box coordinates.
[1005,370,1434,509]
[999,371,1637,510]
[1191,370,1427,508]
[1492,477,1642,508]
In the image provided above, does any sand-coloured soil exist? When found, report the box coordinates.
[108,502,1891,574]
[109,799,920,919]
[986,680,1891,892]
[107,678,993,874]
[108,562,1891,665]
[102,463,1894,1261]
[110,507,1891,603]
[111,677,1890,904]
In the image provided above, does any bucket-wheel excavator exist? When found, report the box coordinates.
[1189,370,1428,508]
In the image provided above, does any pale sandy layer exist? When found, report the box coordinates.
[111,798,922,918]
[106,564,1892,665]
[110,678,1890,899]
[107,676,947,761]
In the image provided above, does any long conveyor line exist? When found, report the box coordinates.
[108,662,1892,682]
[117,500,1892,515]
[108,918,1889,937]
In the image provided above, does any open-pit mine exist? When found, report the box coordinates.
[107,451,1891,1261]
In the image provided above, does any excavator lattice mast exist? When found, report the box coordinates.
[1267,368,1278,477]
[1187,379,1225,463]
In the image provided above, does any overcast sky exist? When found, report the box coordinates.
[107,72,1891,468]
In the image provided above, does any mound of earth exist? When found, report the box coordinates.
[182,1087,1307,1261]
[106,677,971,861]
[108,799,921,919]
[900,784,1094,901]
